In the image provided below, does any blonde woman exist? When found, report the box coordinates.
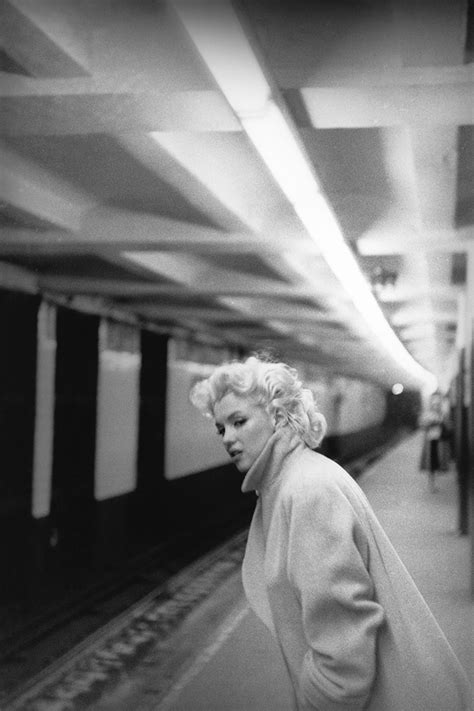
[191,356,472,711]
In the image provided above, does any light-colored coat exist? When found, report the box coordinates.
[241,427,473,711]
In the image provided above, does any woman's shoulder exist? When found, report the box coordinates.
[282,447,354,501]
[279,450,370,529]
[299,447,350,478]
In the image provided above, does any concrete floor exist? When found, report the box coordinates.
[159,431,473,711]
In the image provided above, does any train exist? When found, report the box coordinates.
[1,286,421,615]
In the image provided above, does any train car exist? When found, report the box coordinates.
[1,287,420,618]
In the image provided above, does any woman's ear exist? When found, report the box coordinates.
[271,407,283,430]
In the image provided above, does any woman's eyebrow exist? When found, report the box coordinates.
[229,410,245,419]
[215,410,244,426]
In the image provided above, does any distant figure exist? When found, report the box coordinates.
[420,392,445,492]
[191,356,472,711]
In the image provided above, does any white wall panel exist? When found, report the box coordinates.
[32,302,56,519]
[165,360,228,480]
[338,380,386,434]
[94,320,141,500]
[307,376,386,435]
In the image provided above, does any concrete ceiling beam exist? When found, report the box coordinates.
[1,0,90,77]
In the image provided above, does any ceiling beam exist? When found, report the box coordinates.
[357,225,473,254]
[391,308,456,328]
[122,251,210,286]
[0,230,313,256]
[379,285,460,304]
[115,133,252,233]
[380,127,419,218]
[121,251,297,299]
[36,275,312,299]
[83,208,268,250]
[392,0,466,67]
[0,209,311,253]
[149,132,289,234]
[0,259,38,293]
[410,126,458,229]
[298,81,473,128]
[127,305,340,324]
[218,300,332,321]
[1,0,90,77]
[0,75,240,135]
[0,142,95,229]
[129,306,263,323]
[3,69,471,136]
[277,63,473,89]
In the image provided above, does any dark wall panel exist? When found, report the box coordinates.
[385,389,421,430]
[0,290,39,600]
[50,307,99,570]
[95,493,129,569]
[131,330,168,541]
[322,422,397,465]
[164,463,254,536]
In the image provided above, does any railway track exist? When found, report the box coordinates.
[2,530,248,710]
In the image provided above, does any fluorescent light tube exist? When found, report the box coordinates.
[242,102,320,206]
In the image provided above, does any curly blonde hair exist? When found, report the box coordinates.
[190,355,326,449]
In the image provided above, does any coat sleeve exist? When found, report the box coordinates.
[284,478,384,711]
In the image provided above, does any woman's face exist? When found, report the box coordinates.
[213,392,275,473]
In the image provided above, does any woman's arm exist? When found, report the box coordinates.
[285,480,384,711]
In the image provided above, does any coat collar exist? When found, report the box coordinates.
[241,425,305,494]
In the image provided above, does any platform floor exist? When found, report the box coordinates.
[155,431,473,711]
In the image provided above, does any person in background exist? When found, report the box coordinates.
[190,355,472,711]
[421,391,445,492]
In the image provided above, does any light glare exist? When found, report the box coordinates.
[242,103,320,206]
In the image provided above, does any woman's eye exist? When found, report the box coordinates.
[216,428,224,437]
[234,419,246,428]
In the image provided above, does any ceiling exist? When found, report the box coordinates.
[1,0,473,392]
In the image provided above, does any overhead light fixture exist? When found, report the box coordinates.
[242,108,436,389]
[241,102,320,206]
[171,0,437,393]
[370,266,398,299]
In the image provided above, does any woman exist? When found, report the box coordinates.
[190,356,472,711]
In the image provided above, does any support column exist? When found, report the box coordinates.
[455,294,469,536]
[466,248,474,596]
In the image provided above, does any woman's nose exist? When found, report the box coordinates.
[222,427,235,445]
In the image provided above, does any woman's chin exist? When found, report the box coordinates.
[234,458,249,473]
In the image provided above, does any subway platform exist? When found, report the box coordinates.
[14,431,473,711]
